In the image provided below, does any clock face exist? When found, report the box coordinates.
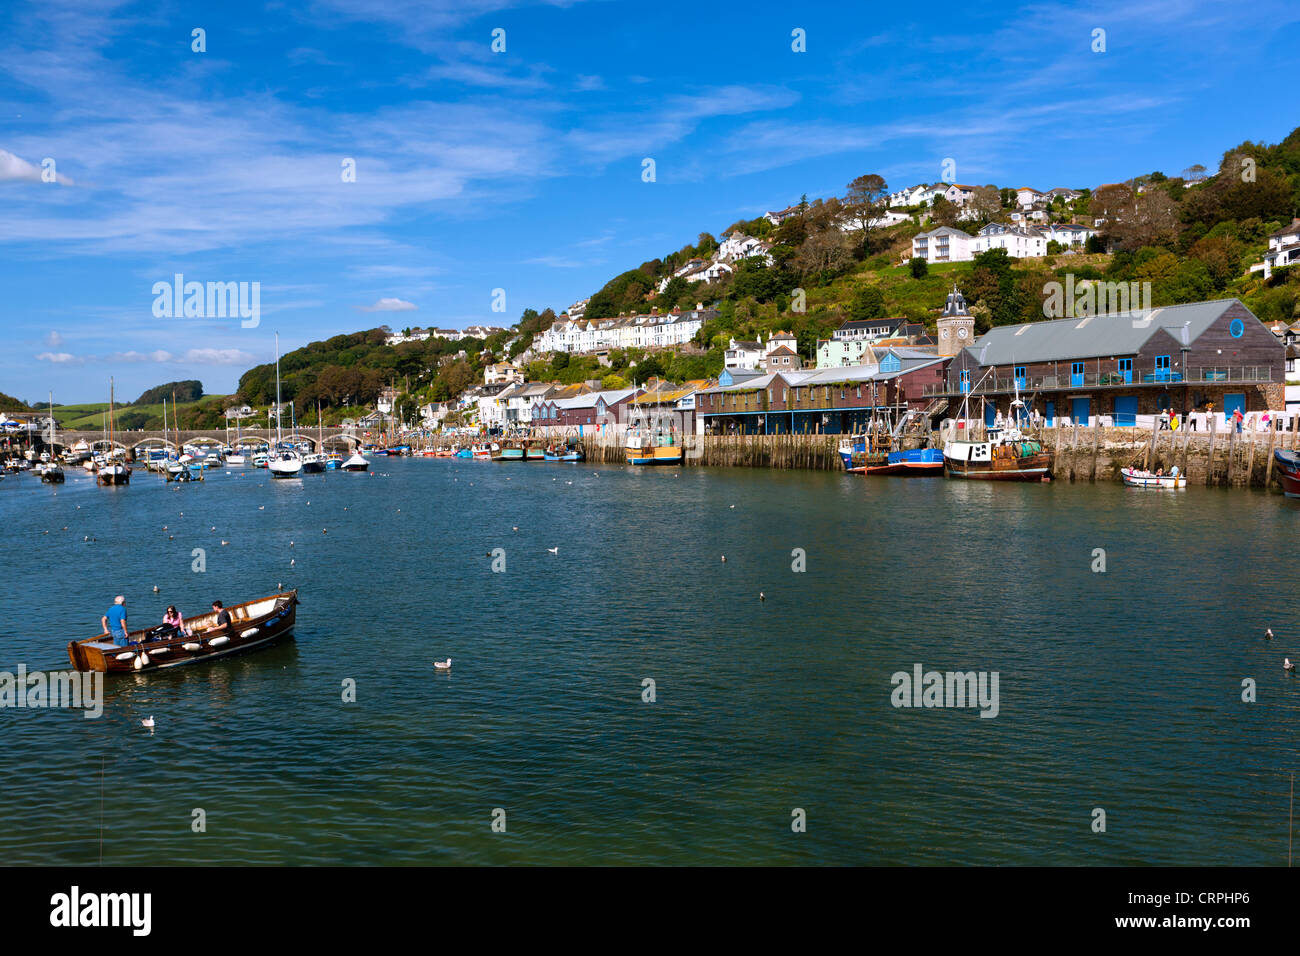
[958,327,968,339]
[940,328,949,338]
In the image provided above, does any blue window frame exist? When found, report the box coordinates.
[1014,366,1027,390]
[1070,362,1084,387]
[960,369,970,393]
[1118,358,1132,383]
[1155,355,1171,382]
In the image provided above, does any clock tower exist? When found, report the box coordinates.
[937,285,975,358]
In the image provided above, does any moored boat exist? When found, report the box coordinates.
[871,447,945,476]
[494,443,525,462]
[1274,449,1300,497]
[68,590,298,673]
[626,422,683,465]
[341,452,370,471]
[944,427,1051,480]
[1121,466,1187,488]
[301,452,327,473]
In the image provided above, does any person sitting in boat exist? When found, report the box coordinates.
[210,600,233,633]
[101,595,129,646]
[161,605,190,639]
[1155,467,1164,477]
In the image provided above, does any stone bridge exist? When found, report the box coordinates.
[47,427,365,454]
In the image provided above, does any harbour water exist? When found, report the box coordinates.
[1,459,1297,865]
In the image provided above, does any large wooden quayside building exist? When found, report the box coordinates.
[925,292,1283,427]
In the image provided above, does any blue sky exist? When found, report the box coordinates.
[2,0,1298,403]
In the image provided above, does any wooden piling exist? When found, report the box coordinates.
[1207,417,1218,486]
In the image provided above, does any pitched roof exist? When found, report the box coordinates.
[962,299,1248,366]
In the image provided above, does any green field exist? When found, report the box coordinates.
[53,397,232,430]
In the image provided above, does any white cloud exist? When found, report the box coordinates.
[359,297,418,312]
[0,148,72,185]
[45,330,64,347]
[180,348,257,365]
[35,351,80,364]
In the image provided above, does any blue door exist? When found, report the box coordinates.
[1114,396,1138,427]
[1044,401,1055,426]
[1224,393,1245,425]
[1071,362,1084,387]
[1118,358,1132,384]
[1071,397,1091,425]
[985,402,997,427]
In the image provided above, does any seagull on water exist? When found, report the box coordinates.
[1287,659,1296,672]
[141,716,155,729]
[1266,628,1274,640]
[547,547,559,554]
[434,658,452,671]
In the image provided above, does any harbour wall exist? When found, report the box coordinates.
[527,422,1300,487]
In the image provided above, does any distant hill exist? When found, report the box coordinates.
[135,380,203,406]
[0,391,32,413]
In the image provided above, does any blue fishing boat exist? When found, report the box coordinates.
[875,447,944,475]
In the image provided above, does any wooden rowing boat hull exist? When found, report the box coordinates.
[68,591,298,673]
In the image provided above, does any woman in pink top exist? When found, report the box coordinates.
[162,605,189,637]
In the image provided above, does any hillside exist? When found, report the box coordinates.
[565,126,1300,360]
[53,396,232,432]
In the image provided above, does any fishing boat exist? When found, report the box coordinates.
[1121,466,1187,488]
[525,443,545,462]
[494,442,526,462]
[626,419,683,465]
[301,452,327,473]
[472,442,495,460]
[944,422,1051,481]
[943,380,1052,482]
[39,463,65,483]
[68,590,298,673]
[544,435,585,462]
[868,447,945,475]
[1275,449,1300,497]
[95,378,131,486]
[856,411,944,476]
[341,452,370,472]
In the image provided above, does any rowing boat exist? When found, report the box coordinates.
[1121,467,1187,488]
[67,590,298,673]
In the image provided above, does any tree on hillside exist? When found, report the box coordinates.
[967,186,1002,223]
[844,173,890,235]
[848,285,887,321]
[794,229,854,279]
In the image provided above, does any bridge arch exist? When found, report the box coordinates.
[283,433,321,451]
[132,437,178,453]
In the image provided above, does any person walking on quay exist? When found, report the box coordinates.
[1233,407,1244,434]
[101,595,129,646]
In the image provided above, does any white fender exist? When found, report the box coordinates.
[115,652,135,661]
[208,636,230,647]
[182,642,201,651]
[240,627,260,638]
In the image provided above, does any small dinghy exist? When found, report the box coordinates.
[68,591,298,673]
[1121,466,1187,489]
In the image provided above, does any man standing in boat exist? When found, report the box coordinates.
[101,595,129,646]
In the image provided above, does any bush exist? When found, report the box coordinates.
[909,257,929,279]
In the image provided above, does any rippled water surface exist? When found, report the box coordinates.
[0,458,1297,865]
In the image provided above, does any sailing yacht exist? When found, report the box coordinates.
[268,333,303,478]
[95,378,131,486]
